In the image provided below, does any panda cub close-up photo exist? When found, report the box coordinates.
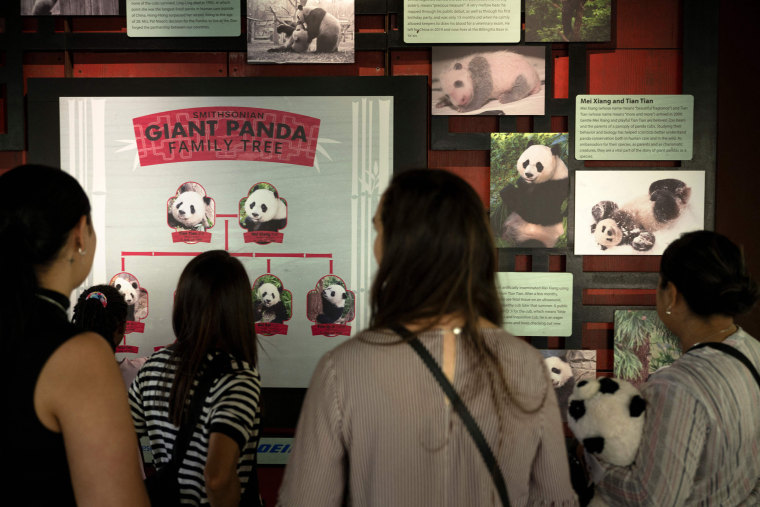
[109,272,148,322]
[541,349,598,422]
[254,281,290,325]
[167,182,215,232]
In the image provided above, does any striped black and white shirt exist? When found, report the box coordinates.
[129,348,261,505]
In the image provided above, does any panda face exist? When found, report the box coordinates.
[245,188,280,224]
[322,284,347,308]
[516,144,559,184]
[593,218,623,248]
[544,356,573,388]
[112,277,138,305]
[257,282,281,308]
[291,25,310,52]
[171,191,208,228]
[440,62,473,109]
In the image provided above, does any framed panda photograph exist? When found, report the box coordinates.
[575,170,705,256]
[540,349,597,421]
[490,132,569,249]
[247,0,355,64]
[432,46,545,116]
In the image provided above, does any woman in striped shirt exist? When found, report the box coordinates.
[590,231,760,505]
[129,250,262,506]
[279,169,578,506]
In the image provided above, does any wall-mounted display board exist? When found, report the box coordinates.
[26,76,427,388]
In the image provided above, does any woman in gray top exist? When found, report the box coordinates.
[278,169,577,506]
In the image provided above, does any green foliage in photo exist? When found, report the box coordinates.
[526,0,611,42]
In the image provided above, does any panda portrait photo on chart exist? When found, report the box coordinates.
[490,132,570,249]
[575,170,705,255]
[432,45,546,116]
[240,181,288,244]
[247,0,355,64]
[109,272,148,324]
[252,275,292,332]
[167,181,215,233]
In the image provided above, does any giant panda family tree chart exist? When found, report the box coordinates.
[53,91,396,388]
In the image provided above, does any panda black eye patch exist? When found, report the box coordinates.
[454,80,463,88]
[176,201,183,208]
[522,159,530,169]
[261,204,268,213]
[551,367,560,374]
[536,162,544,172]
[189,205,195,214]
[249,201,256,209]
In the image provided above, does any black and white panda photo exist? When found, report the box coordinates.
[575,170,705,255]
[253,279,291,325]
[239,182,288,235]
[307,276,355,328]
[109,272,149,322]
[490,133,569,248]
[247,0,354,64]
[167,182,215,232]
[21,0,119,15]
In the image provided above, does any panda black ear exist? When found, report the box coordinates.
[203,196,211,205]
[550,143,563,158]
[131,282,139,289]
[525,139,535,148]
[342,292,347,300]
[590,223,597,233]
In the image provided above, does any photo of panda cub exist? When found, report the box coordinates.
[253,281,290,325]
[317,284,347,324]
[307,276,355,328]
[167,182,215,232]
[240,182,288,233]
[109,273,148,322]
[541,350,597,421]
[490,133,569,248]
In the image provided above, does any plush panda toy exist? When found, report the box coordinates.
[168,187,213,231]
[590,178,691,252]
[254,282,289,324]
[317,284,347,324]
[567,377,647,506]
[111,276,148,321]
[499,142,568,247]
[243,187,288,232]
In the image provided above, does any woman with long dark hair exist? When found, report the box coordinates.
[278,169,577,506]
[0,164,149,505]
[128,250,261,505]
[591,230,760,505]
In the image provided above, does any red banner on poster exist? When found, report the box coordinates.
[311,324,352,336]
[133,107,320,167]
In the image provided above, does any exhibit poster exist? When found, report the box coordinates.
[525,0,611,42]
[403,0,520,44]
[126,0,240,37]
[247,0,355,64]
[432,46,545,116]
[21,0,119,15]
[540,349,597,421]
[59,94,392,387]
[490,133,568,248]
[575,170,705,256]
[614,309,681,387]
[497,272,573,337]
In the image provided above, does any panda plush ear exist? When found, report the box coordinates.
[203,196,211,205]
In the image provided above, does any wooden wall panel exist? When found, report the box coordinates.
[72,52,228,77]
[587,49,682,94]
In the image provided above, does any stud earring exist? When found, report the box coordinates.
[78,247,87,256]
[665,307,672,316]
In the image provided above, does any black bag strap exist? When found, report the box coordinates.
[689,341,760,389]
[391,324,511,507]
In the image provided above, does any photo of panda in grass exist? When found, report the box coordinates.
[167,182,215,232]
[540,350,597,421]
[490,133,569,248]
[108,272,148,322]
[575,170,705,255]
[253,276,291,326]
[307,275,355,328]
[239,182,288,233]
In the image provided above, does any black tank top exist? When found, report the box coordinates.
[3,288,77,505]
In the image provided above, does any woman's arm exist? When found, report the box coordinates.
[277,352,347,507]
[205,432,242,507]
[34,332,149,507]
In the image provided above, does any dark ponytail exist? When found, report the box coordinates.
[0,165,91,338]
[72,285,129,350]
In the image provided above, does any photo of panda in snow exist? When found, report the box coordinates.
[239,182,288,236]
[252,275,292,327]
[540,349,597,421]
[167,182,215,232]
[247,0,354,64]
[432,46,545,116]
[108,272,148,322]
[307,275,355,328]
[490,133,569,248]
[575,170,705,255]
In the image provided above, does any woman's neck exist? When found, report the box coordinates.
[677,314,737,350]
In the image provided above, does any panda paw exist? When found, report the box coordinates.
[502,212,530,243]
[631,231,655,251]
